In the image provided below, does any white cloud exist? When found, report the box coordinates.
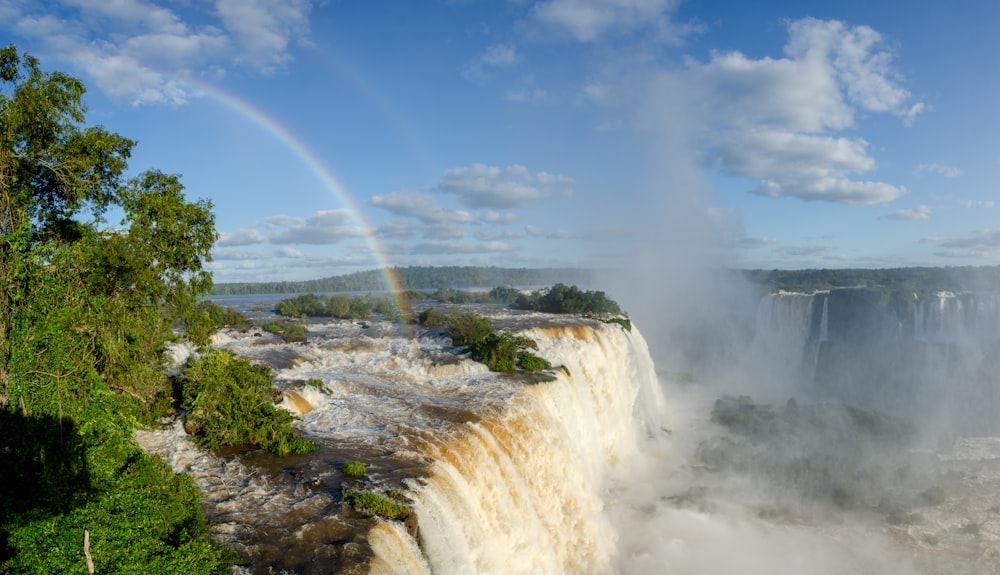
[778,245,834,257]
[927,229,1000,259]
[215,0,312,73]
[211,247,271,260]
[505,88,553,103]
[437,164,574,209]
[915,163,964,178]
[369,191,474,225]
[217,229,266,246]
[267,209,364,245]
[461,43,519,82]
[274,246,304,258]
[959,200,995,209]
[481,43,519,67]
[377,220,420,240]
[739,236,778,248]
[785,19,916,119]
[411,240,515,255]
[583,83,612,103]
[710,130,903,204]
[529,0,685,43]
[474,228,526,241]
[680,18,921,205]
[479,211,521,224]
[883,205,931,221]
[713,131,874,179]
[4,0,311,105]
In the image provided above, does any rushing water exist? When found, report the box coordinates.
[136,302,1000,574]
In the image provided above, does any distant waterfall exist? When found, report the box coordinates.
[914,291,1000,344]
[371,322,664,575]
[744,291,827,391]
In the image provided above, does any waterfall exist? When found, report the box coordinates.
[739,291,824,395]
[915,291,1000,344]
[374,321,665,575]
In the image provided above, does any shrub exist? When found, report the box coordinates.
[348,296,374,319]
[489,285,522,304]
[513,283,622,315]
[468,331,528,372]
[177,350,318,456]
[372,295,402,320]
[518,353,552,371]
[341,487,410,520]
[282,322,307,343]
[605,316,632,332]
[326,294,352,318]
[418,307,449,327]
[341,460,367,477]
[274,293,326,317]
[446,312,493,347]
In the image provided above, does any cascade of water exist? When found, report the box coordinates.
[741,291,820,394]
[915,292,1000,344]
[400,322,664,575]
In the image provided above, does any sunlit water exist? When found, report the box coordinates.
[136,304,1000,574]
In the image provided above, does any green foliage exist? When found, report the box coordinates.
[513,283,622,315]
[341,460,367,478]
[258,321,284,334]
[445,312,494,347]
[605,317,632,332]
[371,295,402,320]
[274,292,400,320]
[489,285,523,303]
[341,487,410,520]
[274,293,325,317]
[400,290,428,301]
[348,296,374,319]
[517,353,552,371]
[468,331,534,372]
[444,313,552,373]
[198,300,249,329]
[0,47,228,573]
[417,307,449,327]
[281,322,307,343]
[177,350,317,456]
[1,392,233,574]
[185,300,249,344]
[429,287,491,304]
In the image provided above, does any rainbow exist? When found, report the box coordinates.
[182,79,415,326]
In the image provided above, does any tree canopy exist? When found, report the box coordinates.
[0,46,231,573]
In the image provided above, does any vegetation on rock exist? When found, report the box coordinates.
[512,283,622,314]
[341,460,367,478]
[274,292,403,321]
[341,487,410,520]
[176,350,317,456]
[425,311,553,373]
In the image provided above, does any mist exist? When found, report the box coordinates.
[593,66,1000,575]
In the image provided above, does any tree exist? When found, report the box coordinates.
[1,46,230,572]
[0,45,216,412]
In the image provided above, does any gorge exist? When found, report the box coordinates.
[136,288,1000,574]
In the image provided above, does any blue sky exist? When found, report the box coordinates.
[2,1,998,283]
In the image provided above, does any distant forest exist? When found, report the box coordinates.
[212,266,595,295]
[213,265,1000,297]
[741,265,1000,294]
